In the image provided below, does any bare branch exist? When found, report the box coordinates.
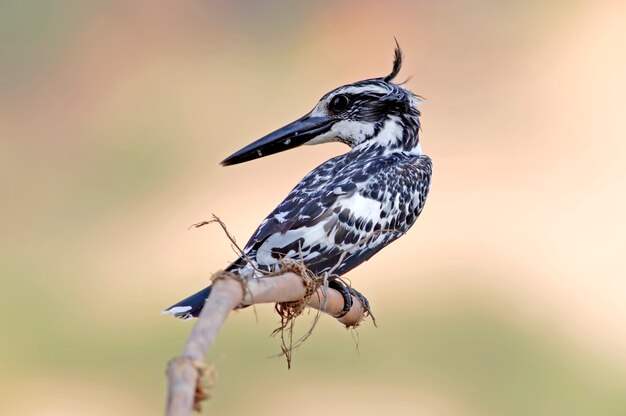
[165,271,367,415]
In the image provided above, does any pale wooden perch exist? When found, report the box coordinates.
[165,270,367,416]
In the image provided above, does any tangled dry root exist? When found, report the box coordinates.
[271,259,331,368]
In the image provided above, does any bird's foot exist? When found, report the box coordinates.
[328,279,353,318]
[348,286,375,325]
[328,280,374,322]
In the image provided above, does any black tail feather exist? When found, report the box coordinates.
[162,286,212,320]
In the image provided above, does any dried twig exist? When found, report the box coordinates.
[165,271,367,415]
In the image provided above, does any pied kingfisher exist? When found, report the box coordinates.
[164,43,432,319]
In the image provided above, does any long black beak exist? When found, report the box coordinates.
[220,115,336,166]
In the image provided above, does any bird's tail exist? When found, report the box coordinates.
[161,286,212,320]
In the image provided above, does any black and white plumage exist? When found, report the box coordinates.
[163,44,432,319]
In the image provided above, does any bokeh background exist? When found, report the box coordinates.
[2,1,625,414]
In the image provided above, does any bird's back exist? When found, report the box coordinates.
[227,151,432,278]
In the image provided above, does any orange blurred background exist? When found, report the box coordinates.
[1,1,625,415]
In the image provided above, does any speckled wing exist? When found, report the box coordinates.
[227,154,432,277]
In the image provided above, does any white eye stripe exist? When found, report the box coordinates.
[337,84,389,96]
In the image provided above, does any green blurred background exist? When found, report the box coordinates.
[2,1,625,414]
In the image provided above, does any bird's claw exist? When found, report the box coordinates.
[328,280,373,320]
[328,279,353,318]
[349,287,372,315]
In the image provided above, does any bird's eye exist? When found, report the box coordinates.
[329,94,350,113]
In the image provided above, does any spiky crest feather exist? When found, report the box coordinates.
[383,39,403,82]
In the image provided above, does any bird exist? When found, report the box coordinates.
[163,42,432,320]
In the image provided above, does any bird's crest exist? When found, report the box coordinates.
[383,40,403,83]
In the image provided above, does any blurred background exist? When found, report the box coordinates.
[1,0,625,414]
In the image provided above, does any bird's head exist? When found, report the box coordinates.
[221,42,422,166]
